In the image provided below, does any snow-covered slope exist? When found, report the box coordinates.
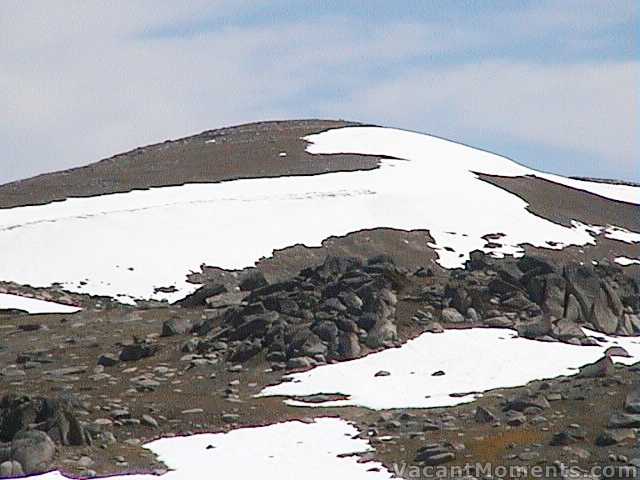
[0,126,637,303]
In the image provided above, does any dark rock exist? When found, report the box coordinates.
[337,332,361,360]
[337,291,363,311]
[238,270,268,291]
[506,395,550,412]
[312,321,339,342]
[0,395,91,446]
[474,406,497,424]
[97,353,119,367]
[505,410,526,426]
[624,386,640,413]
[415,443,455,465]
[161,318,193,337]
[517,255,556,275]
[595,429,636,446]
[175,283,227,307]
[608,412,640,429]
[229,340,261,362]
[119,341,158,362]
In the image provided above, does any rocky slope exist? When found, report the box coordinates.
[0,120,639,479]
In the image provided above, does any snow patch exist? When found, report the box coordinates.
[27,418,392,480]
[614,256,640,266]
[0,293,81,314]
[258,327,640,410]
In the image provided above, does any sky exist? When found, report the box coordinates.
[1,0,638,184]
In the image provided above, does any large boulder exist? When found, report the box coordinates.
[0,395,91,446]
[175,283,227,307]
[9,430,55,475]
[564,264,621,334]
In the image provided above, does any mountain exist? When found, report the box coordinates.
[0,119,637,306]
[1,120,639,479]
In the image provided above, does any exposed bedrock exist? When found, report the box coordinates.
[168,249,639,372]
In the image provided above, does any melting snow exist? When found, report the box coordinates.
[28,418,392,480]
[258,327,640,410]
[0,293,80,314]
[0,126,638,302]
[614,256,640,266]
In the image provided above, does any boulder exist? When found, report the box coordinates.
[119,341,158,362]
[175,283,227,307]
[0,460,23,477]
[595,429,636,446]
[608,412,640,429]
[564,264,621,334]
[578,355,615,378]
[624,387,640,413]
[10,430,55,475]
[161,318,193,337]
[474,406,497,424]
[366,318,397,348]
[441,308,465,324]
[0,395,91,446]
[238,270,268,291]
[337,332,361,360]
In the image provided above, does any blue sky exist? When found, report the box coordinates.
[1,0,638,183]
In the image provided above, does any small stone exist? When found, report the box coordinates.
[141,414,159,428]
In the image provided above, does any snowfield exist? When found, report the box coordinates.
[28,418,392,480]
[0,293,80,314]
[258,327,640,410]
[0,126,638,303]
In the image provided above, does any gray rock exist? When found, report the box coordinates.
[221,413,240,423]
[10,430,55,474]
[423,322,444,333]
[474,406,497,424]
[505,410,526,426]
[624,387,640,413]
[595,429,636,446]
[579,355,615,378]
[141,414,159,428]
[286,357,314,370]
[484,316,513,328]
[0,460,23,477]
[608,412,640,429]
[441,308,465,323]
[338,332,362,359]
[161,318,193,337]
[366,320,397,348]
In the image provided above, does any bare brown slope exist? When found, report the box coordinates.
[0,119,381,209]
[478,173,640,232]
